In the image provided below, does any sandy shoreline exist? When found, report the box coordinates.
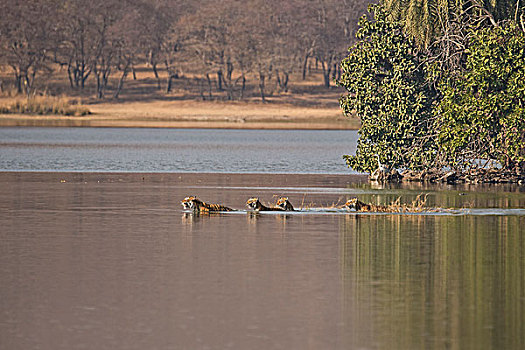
[0,115,358,130]
[0,100,360,130]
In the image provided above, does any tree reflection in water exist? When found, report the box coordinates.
[339,214,525,350]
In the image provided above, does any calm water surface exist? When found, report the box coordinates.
[1,172,524,350]
[0,127,357,173]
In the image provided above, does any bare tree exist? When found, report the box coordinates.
[112,9,145,99]
[313,0,366,88]
[87,0,132,99]
[184,2,244,100]
[0,0,59,96]
[57,0,98,89]
[0,0,371,99]
[141,2,173,90]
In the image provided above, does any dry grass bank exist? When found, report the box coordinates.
[0,95,90,116]
[0,66,359,129]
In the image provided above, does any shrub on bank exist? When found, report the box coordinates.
[339,4,525,178]
[437,23,525,173]
[338,4,436,174]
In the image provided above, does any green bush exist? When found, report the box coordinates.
[437,23,525,172]
[340,4,525,176]
[339,4,437,173]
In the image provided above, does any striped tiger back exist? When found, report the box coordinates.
[191,198,234,212]
[246,197,284,211]
[182,196,234,212]
[344,197,388,212]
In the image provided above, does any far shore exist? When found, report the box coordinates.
[0,100,359,130]
[0,69,361,130]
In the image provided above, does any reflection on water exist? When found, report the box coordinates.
[340,214,525,349]
[0,172,524,349]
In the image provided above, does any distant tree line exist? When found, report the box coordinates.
[0,0,370,100]
[340,1,525,177]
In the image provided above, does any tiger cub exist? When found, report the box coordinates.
[276,197,295,211]
[343,197,388,212]
[246,197,284,211]
[181,196,234,212]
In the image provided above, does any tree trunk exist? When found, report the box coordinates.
[258,72,266,103]
[276,70,290,92]
[240,74,246,100]
[25,69,37,98]
[131,64,137,80]
[321,61,332,88]
[166,75,175,93]
[282,72,289,92]
[96,73,103,98]
[67,61,75,88]
[79,61,84,88]
[152,63,161,90]
[24,75,31,99]
[226,60,233,82]
[165,60,179,93]
[13,70,23,94]
[217,70,223,91]
[114,63,130,99]
[302,55,309,80]
[95,66,111,99]
[224,60,235,100]
[80,60,90,89]
[197,77,205,100]
[206,73,213,100]
[332,63,338,81]
[226,86,233,100]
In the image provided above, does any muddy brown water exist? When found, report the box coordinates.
[1,172,525,350]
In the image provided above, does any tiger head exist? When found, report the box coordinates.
[343,197,362,211]
[276,197,294,211]
[181,196,197,210]
[246,197,262,210]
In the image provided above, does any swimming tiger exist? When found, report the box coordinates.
[181,196,195,210]
[343,197,388,212]
[276,197,295,211]
[181,196,234,212]
[246,197,284,211]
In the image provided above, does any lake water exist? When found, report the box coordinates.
[1,128,525,349]
[0,127,357,174]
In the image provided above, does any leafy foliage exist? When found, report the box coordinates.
[340,2,525,176]
[383,0,522,48]
[339,4,437,173]
[436,23,525,171]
